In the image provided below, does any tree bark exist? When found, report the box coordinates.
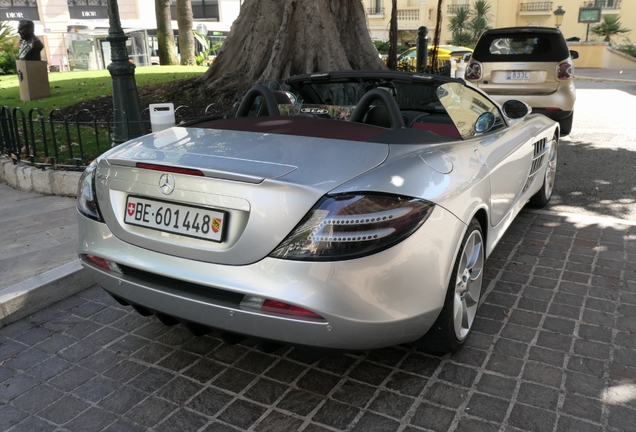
[154,0,179,65]
[197,0,386,111]
[176,0,196,65]
[430,0,443,67]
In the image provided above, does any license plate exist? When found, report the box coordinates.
[124,196,225,242]
[506,71,531,80]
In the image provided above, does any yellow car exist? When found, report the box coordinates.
[397,45,473,69]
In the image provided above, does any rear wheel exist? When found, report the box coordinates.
[418,219,484,353]
[529,134,558,208]
[559,112,573,136]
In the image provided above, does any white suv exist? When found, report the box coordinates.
[465,27,578,135]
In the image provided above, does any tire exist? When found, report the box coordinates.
[559,111,573,136]
[529,134,558,208]
[417,219,484,354]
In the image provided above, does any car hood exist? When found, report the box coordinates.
[96,126,390,265]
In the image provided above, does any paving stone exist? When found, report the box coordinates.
[297,369,341,395]
[12,384,62,412]
[472,317,505,335]
[212,367,257,394]
[398,352,442,377]
[73,375,120,403]
[425,381,466,409]
[493,338,528,359]
[464,332,495,350]
[476,372,517,399]
[608,404,636,431]
[438,363,478,388]
[385,371,427,397]
[564,371,606,398]
[157,349,200,372]
[617,316,636,333]
[556,416,603,432]
[277,389,323,416]
[582,309,615,328]
[0,404,28,430]
[455,417,500,432]
[265,359,306,383]
[562,393,603,423]
[124,395,177,428]
[128,366,175,394]
[182,357,226,384]
[516,382,559,411]
[13,326,55,346]
[318,354,358,374]
[410,402,455,432]
[38,394,90,424]
[585,298,617,313]
[518,297,550,314]
[155,408,208,432]
[64,406,118,432]
[1,373,40,400]
[508,403,557,432]
[578,324,612,343]
[312,399,359,430]
[536,331,573,352]
[208,343,249,364]
[508,310,543,328]
[614,347,636,368]
[567,356,605,378]
[332,379,376,408]
[368,390,414,419]
[0,340,29,363]
[350,411,400,432]
[99,385,149,415]
[522,362,563,387]
[450,346,488,367]
[186,387,234,417]
[466,392,510,422]
[485,353,524,377]
[573,339,611,360]
[80,348,122,373]
[5,348,50,371]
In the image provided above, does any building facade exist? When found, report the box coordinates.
[0,0,241,71]
[362,0,635,47]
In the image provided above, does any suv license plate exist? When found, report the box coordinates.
[506,71,531,80]
[124,196,225,242]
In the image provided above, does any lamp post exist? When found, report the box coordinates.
[554,6,566,29]
[107,0,144,145]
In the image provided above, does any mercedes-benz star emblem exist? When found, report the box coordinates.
[158,173,175,195]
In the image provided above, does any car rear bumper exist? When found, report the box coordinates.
[489,80,576,117]
[77,206,465,351]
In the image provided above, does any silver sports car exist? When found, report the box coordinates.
[77,70,559,354]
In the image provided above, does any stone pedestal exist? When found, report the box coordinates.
[16,60,51,102]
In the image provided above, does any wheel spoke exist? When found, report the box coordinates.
[463,290,478,307]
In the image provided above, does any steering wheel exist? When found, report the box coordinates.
[235,84,282,118]
[348,88,405,129]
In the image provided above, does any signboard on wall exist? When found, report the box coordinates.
[69,6,108,19]
[1,7,40,20]
[578,7,602,23]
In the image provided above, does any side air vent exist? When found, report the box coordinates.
[522,138,548,193]
[119,265,244,305]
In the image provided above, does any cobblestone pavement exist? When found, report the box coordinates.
[1,211,635,432]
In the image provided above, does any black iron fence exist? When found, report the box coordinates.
[0,104,219,171]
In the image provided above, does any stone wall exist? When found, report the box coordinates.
[0,157,81,198]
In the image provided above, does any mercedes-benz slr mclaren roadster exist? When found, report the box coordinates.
[77,70,559,354]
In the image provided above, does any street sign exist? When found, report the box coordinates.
[578,7,602,23]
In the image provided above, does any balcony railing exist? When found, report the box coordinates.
[520,2,553,12]
[581,0,621,9]
[447,3,470,14]
[367,6,384,15]
[398,9,419,21]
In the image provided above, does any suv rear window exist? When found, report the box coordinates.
[473,33,569,62]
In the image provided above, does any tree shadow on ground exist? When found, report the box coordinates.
[547,139,636,221]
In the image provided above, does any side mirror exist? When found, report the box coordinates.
[474,112,495,134]
[502,100,531,119]
[570,50,579,60]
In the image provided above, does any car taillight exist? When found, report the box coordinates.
[77,160,103,222]
[269,193,435,261]
[465,61,482,80]
[557,59,574,80]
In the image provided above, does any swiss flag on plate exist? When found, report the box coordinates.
[127,202,136,216]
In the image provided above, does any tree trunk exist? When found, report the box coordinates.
[197,0,386,111]
[387,0,398,70]
[154,0,179,65]
[430,0,443,67]
[176,0,196,65]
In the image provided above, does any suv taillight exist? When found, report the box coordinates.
[465,61,482,80]
[557,59,574,80]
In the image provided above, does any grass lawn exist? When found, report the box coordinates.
[0,65,208,113]
[0,66,207,168]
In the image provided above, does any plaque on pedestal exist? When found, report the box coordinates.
[16,60,51,102]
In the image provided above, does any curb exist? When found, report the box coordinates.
[0,157,81,197]
[0,260,94,328]
[575,75,636,84]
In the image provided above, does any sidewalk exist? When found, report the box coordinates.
[0,181,93,328]
[575,67,636,83]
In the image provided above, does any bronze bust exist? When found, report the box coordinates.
[18,19,44,61]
